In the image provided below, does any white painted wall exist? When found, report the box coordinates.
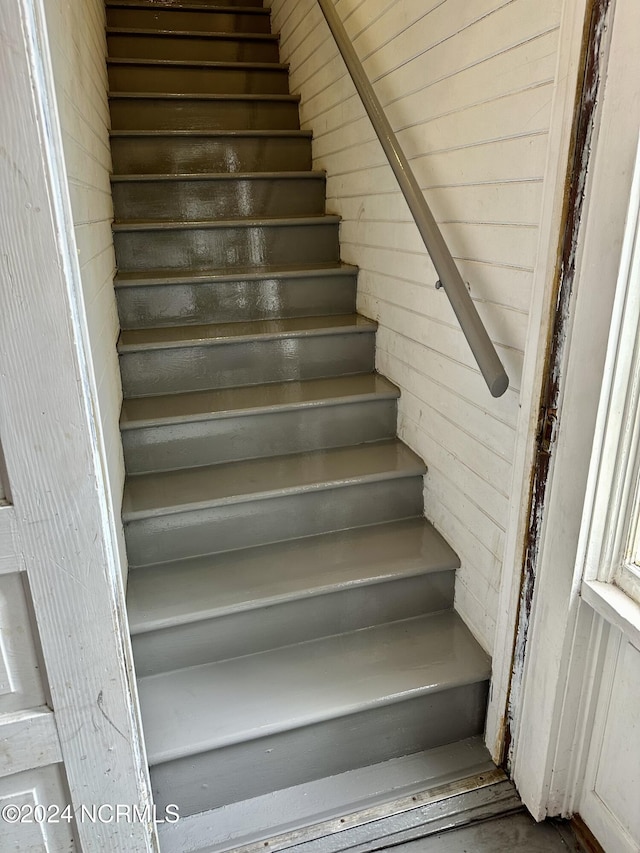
[267,0,562,651]
[42,0,126,564]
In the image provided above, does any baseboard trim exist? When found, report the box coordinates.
[571,815,606,853]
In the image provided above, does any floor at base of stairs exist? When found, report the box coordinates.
[383,813,584,853]
[156,733,587,853]
[158,737,507,853]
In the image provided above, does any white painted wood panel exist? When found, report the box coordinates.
[268,0,563,651]
[0,0,155,847]
[0,765,75,852]
[42,0,126,573]
[0,507,22,576]
[579,630,640,852]
[0,462,65,845]
[0,572,47,714]
[0,709,62,779]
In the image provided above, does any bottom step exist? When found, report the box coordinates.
[139,611,490,816]
[157,737,505,853]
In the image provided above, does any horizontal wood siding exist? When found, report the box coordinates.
[43,0,124,546]
[268,0,563,651]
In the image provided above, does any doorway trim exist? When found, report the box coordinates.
[0,1,156,848]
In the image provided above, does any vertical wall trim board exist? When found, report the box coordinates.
[0,1,156,848]
[504,0,610,772]
[484,0,594,763]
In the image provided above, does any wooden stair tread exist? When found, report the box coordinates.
[107,26,278,40]
[107,1,268,12]
[108,57,287,70]
[118,313,374,351]
[139,610,490,764]
[127,519,458,634]
[122,439,425,519]
[111,170,324,182]
[114,262,355,287]
[112,214,337,231]
[121,373,398,426]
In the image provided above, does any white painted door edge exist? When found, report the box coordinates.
[503,0,640,822]
[0,1,157,849]
[485,0,590,764]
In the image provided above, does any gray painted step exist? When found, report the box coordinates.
[115,263,357,328]
[122,440,425,565]
[128,519,458,675]
[109,92,300,131]
[105,4,492,834]
[106,6,271,34]
[118,314,376,397]
[107,28,280,62]
[111,172,327,221]
[157,737,494,853]
[140,611,490,814]
[120,373,398,472]
[109,130,312,174]
[112,216,340,272]
[107,0,264,7]
[107,58,290,94]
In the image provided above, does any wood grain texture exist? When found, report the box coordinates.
[0,708,62,779]
[43,0,126,550]
[267,0,563,651]
[0,1,155,849]
[0,572,47,713]
[0,506,22,575]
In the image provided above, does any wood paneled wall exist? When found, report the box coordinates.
[268,0,563,651]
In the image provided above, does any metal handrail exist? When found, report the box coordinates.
[316,0,509,398]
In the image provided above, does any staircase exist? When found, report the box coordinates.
[106,0,492,845]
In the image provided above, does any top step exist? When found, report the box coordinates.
[107,0,264,9]
[106,4,271,35]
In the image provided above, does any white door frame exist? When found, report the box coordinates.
[484,0,593,764]
[495,0,640,820]
[0,1,156,849]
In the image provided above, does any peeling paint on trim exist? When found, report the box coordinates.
[503,0,611,769]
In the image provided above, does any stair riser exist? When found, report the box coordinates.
[112,176,326,221]
[116,272,357,328]
[123,398,397,473]
[107,33,279,63]
[124,477,424,566]
[108,63,289,95]
[110,134,312,174]
[133,571,455,676]
[106,8,271,33]
[120,331,375,397]
[150,683,489,815]
[113,222,340,272]
[109,97,300,132]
